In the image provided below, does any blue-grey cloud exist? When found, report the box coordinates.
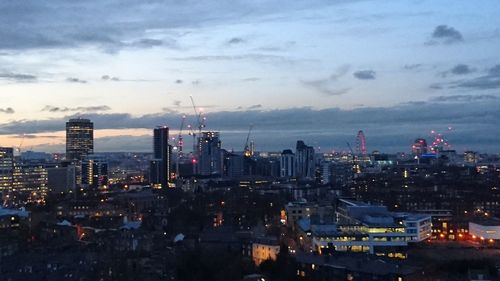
[0,72,37,82]
[3,98,500,152]
[429,25,463,44]
[353,70,376,80]
[42,105,111,113]
[450,64,474,75]
[227,37,245,45]
[66,77,87,83]
[101,75,120,81]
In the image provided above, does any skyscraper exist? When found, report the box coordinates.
[66,118,94,161]
[295,140,315,180]
[280,149,295,178]
[0,147,14,193]
[150,127,171,188]
[197,131,223,176]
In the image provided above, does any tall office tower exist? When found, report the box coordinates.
[295,140,315,180]
[197,131,223,176]
[150,127,171,188]
[0,147,14,193]
[81,155,108,189]
[66,118,94,161]
[280,149,296,178]
[411,138,427,156]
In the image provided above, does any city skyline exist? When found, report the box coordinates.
[1,0,500,152]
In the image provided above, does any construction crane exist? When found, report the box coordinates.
[188,95,206,174]
[243,125,254,157]
[15,134,26,154]
[175,115,186,178]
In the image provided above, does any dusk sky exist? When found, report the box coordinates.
[1,0,500,153]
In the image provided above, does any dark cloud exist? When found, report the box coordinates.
[428,25,463,44]
[248,104,262,110]
[0,107,15,114]
[9,134,61,139]
[353,70,376,80]
[431,94,498,102]
[452,64,500,90]
[41,105,111,113]
[4,99,500,152]
[227,37,245,45]
[175,79,183,84]
[0,72,37,82]
[450,64,474,75]
[130,38,164,48]
[66,77,87,83]
[170,54,293,65]
[173,100,182,107]
[0,1,332,52]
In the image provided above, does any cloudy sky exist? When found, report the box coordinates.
[1,0,500,153]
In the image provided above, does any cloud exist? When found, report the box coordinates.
[248,104,262,110]
[431,94,498,102]
[0,107,14,114]
[173,100,182,107]
[101,75,120,81]
[41,105,111,113]
[451,64,500,90]
[175,79,183,84]
[0,72,37,82]
[3,100,500,152]
[450,64,474,75]
[403,64,422,70]
[302,65,351,96]
[242,77,260,82]
[66,77,87,83]
[227,37,245,45]
[130,38,164,48]
[353,70,376,80]
[428,25,463,45]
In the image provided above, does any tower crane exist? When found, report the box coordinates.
[15,134,26,154]
[188,95,206,174]
[243,125,254,157]
[175,115,186,178]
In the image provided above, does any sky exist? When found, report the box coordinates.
[1,0,500,153]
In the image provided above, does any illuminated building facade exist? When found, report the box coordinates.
[300,199,431,258]
[66,118,94,161]
[197,131,222,176]
[12,164,48,204]
[81,156,108,189]
[0,147,14,193]
[150,127,171,188]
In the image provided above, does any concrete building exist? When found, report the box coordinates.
[295,141,315,180]
[280,149,295,178]
[469,218,500,245]
[298,199,431,258]
[66,118,94,161]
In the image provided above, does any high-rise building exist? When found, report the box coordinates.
[411,138,427,156]
[0,147,14,193]
[295,140,315,180]
[150,127,171,188]
[81,155,108,189]
[12,164,48,204]
[197,131,223,176]
[66,118,94,161]
[280,149,295,178]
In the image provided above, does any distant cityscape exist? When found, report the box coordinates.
[0,115,498,280]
